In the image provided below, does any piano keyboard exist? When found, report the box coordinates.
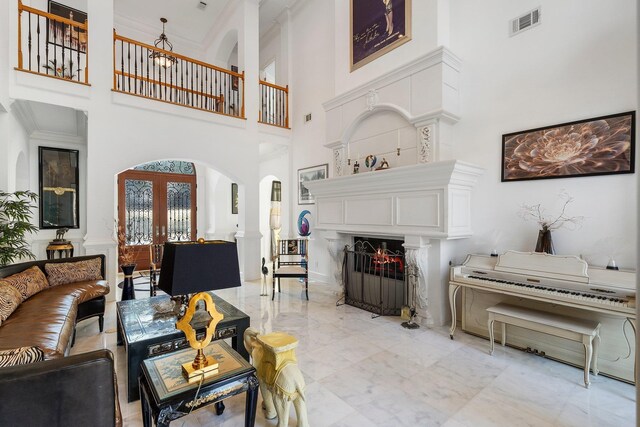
[462,274,633,310]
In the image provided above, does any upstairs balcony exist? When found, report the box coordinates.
[15,1,290,129]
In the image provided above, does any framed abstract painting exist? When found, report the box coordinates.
[502,111,635,182]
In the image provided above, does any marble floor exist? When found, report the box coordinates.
[71,277,636,426]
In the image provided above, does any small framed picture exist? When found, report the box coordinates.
[231,183,238,214]
[298,164,328,205]
[502,111,635,182]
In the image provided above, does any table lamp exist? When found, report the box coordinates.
[158,239,241,382]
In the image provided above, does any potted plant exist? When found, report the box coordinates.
[116,221,136,300]
[0,191,38,267]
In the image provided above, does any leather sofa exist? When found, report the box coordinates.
[0,255,121,426]
[0,255,109,357]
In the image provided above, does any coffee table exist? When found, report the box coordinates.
[139,341,258,427]
[117,293,250,402]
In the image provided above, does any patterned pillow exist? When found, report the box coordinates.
[0,266,49,302]
[0,282,22,326]
[45,258,103,287]
[0,346,45,367]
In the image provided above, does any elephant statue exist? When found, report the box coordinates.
[243,328,309,427]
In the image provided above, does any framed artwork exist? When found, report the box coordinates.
[351,0,411,71]
[231,65,239,91]
[39,147,80,229]
[231,183,238,214]
[47,1,87,53]
[298,164,328,205]
[502,111,635,182]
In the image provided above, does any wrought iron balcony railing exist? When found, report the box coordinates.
[259,80,289,128]
[113,30,245,118]
[17,0,89,84]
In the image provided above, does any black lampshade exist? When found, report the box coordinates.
[270,181,281,202]
[158,240,241,296]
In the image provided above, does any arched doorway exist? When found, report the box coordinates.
[117,160,197,269]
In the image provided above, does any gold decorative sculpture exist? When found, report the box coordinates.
[176,292,223,382]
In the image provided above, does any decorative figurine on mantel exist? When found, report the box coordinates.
[353,160,360,174]
[261,257,269,296]
[376,158,390,170]
[365,154,377,171]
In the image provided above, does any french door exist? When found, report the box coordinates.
[117,170,196,270]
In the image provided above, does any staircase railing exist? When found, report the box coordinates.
[113,30,244,118]
[259,80,289,128]
[17,0,89,84]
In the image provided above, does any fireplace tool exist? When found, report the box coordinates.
[401,262,420,329]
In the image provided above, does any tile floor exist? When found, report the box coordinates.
[71,277,636,426]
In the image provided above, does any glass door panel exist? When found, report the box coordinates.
[166,181,192,242]
[118,169,196,270]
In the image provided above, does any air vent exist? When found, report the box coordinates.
[304,113,312,123]
[510,7,541,36]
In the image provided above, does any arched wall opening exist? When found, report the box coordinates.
[113,159,241,272]
[15,151,29,191]
[215,29,239,68]
[343,105,418,170]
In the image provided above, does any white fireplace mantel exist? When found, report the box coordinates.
[304,160,483,239]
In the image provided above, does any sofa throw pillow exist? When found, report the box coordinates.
[0,346,45,367]
[0,266,49,302]
[45,258,102,287]
[0,283,22,326]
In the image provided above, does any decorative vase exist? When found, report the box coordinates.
[120,263,137,301]
[535,228,554,254]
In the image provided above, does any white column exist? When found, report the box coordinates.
[403,236,432,326]
[84,0,117,299]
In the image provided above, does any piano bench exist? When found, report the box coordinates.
[486,303,601,388]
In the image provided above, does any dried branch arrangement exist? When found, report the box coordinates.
[518,190,585,231]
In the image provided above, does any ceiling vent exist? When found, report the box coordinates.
[304,113,312,123]
[510,7,541,36]
[197,1,207,10]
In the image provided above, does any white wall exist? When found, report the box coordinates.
[285,0,637,284]
[289,0,336,281]
[333,0,446,94]
[449,0,638,269]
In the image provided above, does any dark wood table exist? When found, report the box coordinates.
[139,341,258,427]
[117,293,250,402]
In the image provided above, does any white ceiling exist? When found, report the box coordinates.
[113,0,298,46]
[13,100,87,144]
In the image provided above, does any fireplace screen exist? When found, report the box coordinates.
[341,238,407,317]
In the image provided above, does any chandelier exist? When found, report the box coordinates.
[149,18,177,68]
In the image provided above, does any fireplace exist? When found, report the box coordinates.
[342,237,406,317]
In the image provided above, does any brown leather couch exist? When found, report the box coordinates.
[0,255,109,357]
[0,255,121,426]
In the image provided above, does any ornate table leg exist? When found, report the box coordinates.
[449,284,460,339]
[245,374,259,427]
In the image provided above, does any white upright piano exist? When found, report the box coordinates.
[449,251,636,382]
